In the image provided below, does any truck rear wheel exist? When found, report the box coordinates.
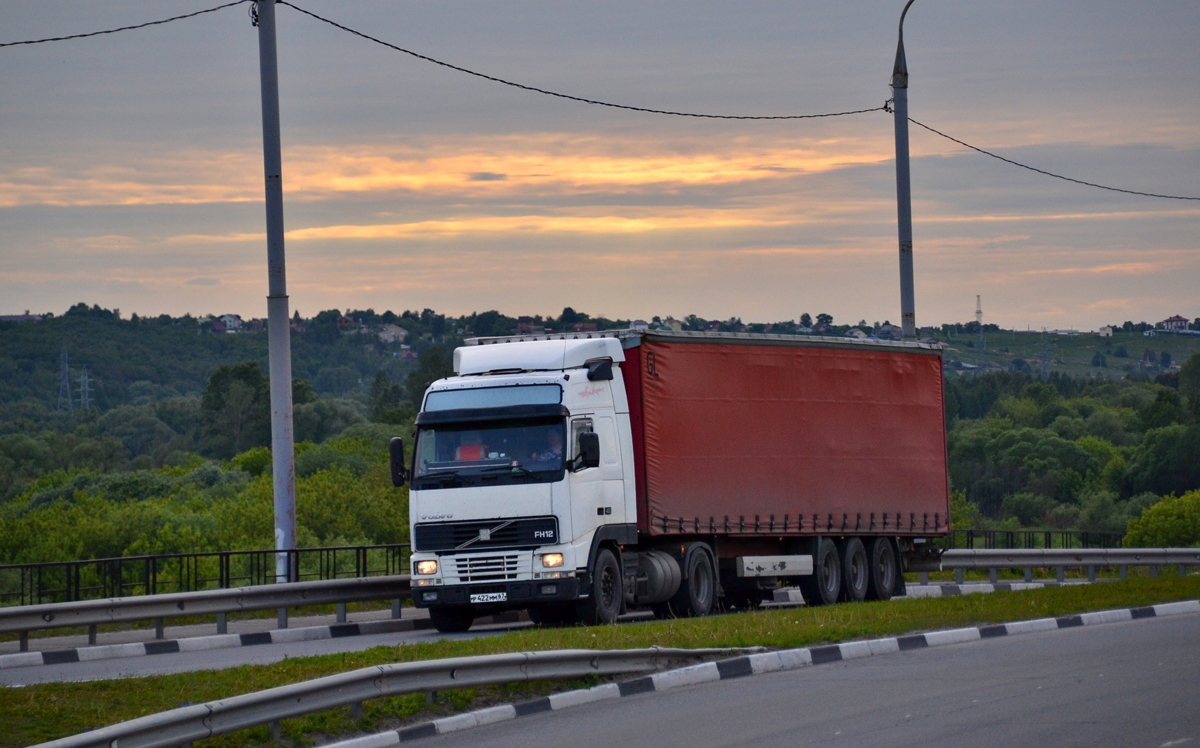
[865,538,898,601]
[839,538,869,602]
[798,538,841,606]
[663,543,715,618]
[576,548,623,625]
[428,606,474,634]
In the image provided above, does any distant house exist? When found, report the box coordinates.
[1098,326,1114,337]
[663,317,684,331]
[876,323,901,340]
[812,322,831,334]
[845,328,868,339]
[245,318,265,332]
[0,311,42,323]
[209,320,227,334]
[701,321,722,332]
[377,323,408,344]
[796,325,813,334]
[398,350,419,362]
[219,314,243,332]
[629,319,649,331]
[1144,329,1157,337]
[1162,315,1189,332]
[289,317,306,333]
[517,317,545,335]
[573,322,598,333]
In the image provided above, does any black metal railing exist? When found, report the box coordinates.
[0,544,410,608]
[940,529,1125,551]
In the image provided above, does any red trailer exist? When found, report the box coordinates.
[620,332,949,538]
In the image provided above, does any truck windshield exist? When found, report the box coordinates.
[411,417,565,490]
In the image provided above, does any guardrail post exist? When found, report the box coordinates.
[278,607,288,629]
[954,568,964,584]
[19,631,28,652]
[918,572,929,585]
[337,603,347,623]
[1056,566,1064,583]
[989,568,998,584]
[155,617,165,639]
[1150,565,1158,578]
[217,612,227,635]
[1120,565,1128,580]
[1180,564,1187,577]
[351,702,363,720]
[1024,567,1032,583]
[1087,565,1096,583]
[88,623,97,645]
[392,598,402,619]
[270,720,281,740]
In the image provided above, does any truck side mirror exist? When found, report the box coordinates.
[576,431,601,470]
[389,437,407,487]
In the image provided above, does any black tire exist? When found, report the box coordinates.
[576,548,623,625]
[865,537,898,601]
[428,606,474,633]
[798,538,841,606]
[839,537,869,603]
[664,544,716,618]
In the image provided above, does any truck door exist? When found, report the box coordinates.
[568,415,626,545]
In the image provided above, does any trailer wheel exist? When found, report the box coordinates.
[839,538,869,602]
[428,606,474,634]
[577,548,623,625]
[798,538,840,606]
[865,537,898,601]
[664,543,716,618]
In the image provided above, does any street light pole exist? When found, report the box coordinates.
[254,0,297,588]
[893,0,917,341]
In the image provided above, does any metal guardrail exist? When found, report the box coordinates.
[940,529,1125,551]
[0,543,410,607]
[0,574,411,636]
[33,647,725,748]
[908,547,1200,577]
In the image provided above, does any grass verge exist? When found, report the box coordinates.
[3,574,1197,748]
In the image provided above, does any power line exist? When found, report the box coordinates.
[0,1,249,48]
[278,1,887,121]
[908,117,1200,202]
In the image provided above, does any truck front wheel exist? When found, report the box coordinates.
[798,538,841,606]
[428,606,474,634]
[577,548,623,625]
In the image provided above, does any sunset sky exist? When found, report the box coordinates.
[2,0,1197,329]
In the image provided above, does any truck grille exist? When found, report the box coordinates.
[455,554,521,582]
[414,517,558,552]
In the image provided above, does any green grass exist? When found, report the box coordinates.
[2,574,1197,747]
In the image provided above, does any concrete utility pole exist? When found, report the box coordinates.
[254,0,297,586]
[892,0,917,341]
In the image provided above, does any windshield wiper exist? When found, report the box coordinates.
[478,463,548,481]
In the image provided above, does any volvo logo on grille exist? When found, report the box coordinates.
[478,528,491,541]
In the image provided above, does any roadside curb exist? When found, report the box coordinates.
[320,598,1200,747]
[0,611,529,671]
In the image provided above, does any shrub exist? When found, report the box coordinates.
[1124,490,1200,547]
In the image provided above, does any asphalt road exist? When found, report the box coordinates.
[425,614,1200,748]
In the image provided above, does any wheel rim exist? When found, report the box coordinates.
[821,550,838,594]
[599,564,617,610]
[850,549,867,591]
[691,556,712,608]
[877,546,894,590]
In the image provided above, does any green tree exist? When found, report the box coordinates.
[1124,490,1200,547]
[201,362,270,458]
[406,348,454,407]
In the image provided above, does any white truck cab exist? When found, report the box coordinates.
[404,337,637,631]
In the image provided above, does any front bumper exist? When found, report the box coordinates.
[412,577,582,609]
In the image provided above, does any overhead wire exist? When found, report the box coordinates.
[0,0,249,47]
[2,0,1196,201]
[908,118,1200,202]
[277,1,886,121]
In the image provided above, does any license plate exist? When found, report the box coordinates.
[470,592,507,603]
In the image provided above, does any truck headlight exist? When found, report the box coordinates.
[541,553,564,568]
[415,560,438,575]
